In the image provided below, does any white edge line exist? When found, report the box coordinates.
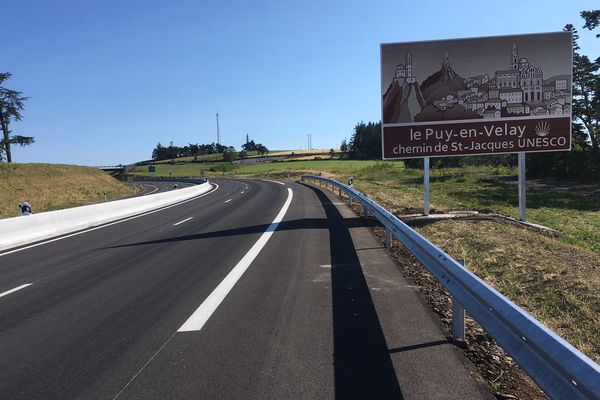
[142,184,159,195]
[224,199,232,203]
[173,217,194,226]
[178,187,294,332]
[0,184,220,258]
[0,283,33,298]
[262,179,285,186]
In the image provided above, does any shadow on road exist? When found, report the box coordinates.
[103,218,378,249]
[306,185,405,400]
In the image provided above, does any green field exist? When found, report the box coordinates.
[130,159,391,177]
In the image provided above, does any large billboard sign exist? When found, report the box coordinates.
[381,32,572,159]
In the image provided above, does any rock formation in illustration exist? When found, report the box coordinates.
[382,51,426,123]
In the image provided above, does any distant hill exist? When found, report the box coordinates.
[382,79,426,123]
[0,164,135,219]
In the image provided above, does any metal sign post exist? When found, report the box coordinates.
[424,157,430,216]
[518,152,526,221]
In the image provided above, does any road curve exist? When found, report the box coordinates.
[0,178,492,400]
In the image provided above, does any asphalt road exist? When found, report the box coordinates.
[0,178,492,400]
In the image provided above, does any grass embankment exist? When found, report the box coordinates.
[0,163,136,218]
[329,163,600,364]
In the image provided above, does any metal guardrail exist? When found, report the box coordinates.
[301,174,600,400]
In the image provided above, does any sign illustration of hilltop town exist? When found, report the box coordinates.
[381,32,572,158]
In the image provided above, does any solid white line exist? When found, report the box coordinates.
[224,199,232,203]
[178,187,294,332]
[142,184,159,195]
[0,184,220,258]
[173,217,194,226]
[262,179,285,185]
[0,283,33,299]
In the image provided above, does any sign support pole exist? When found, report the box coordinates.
[424,157,430,216]
[518,152,526,221]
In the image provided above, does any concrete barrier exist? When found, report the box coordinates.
[0,182,213,252]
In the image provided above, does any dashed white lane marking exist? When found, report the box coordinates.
[224,199,232,203]
[0,283,33,299]
[0,184,220,258]
[240,191,245,194]
[178,187,294,332]
[173,217,194,226]
[262,179,285,185]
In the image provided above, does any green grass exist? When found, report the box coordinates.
[131,163,213,177]
[229,159,393,174]
[151,151,262,164]
[130,159,395,178]
[339,165,600,256]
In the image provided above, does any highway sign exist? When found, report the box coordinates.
[148,166,156,173]
[381,32,572,159]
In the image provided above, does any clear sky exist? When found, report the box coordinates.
[3,0,599,165]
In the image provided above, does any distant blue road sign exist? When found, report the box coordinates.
[148,166,156,173]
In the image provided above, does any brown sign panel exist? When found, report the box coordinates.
[381,32,572,159]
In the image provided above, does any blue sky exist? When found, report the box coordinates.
[3,0,599,165]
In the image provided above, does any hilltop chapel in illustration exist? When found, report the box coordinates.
[382,41,571,124]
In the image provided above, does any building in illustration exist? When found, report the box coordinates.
[495,70,520,88]
[450,42,571,119]
[499,87,523,104]
[521,65,543,102]
[506,103,531,115]
[394,51,416,84]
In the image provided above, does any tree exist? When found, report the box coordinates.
[348,121,382,159]
[0,73,34,162]
[222,147,236,162]
[242,140,257,152]
[256,143,269,156]
[565,24,600,151]
[582,10,600,37]
[340,138,348,153]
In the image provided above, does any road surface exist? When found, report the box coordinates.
[0,179,492,399]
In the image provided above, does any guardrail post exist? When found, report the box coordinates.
[338,187,342,197]
[385,229,392,249]
[349,196,353,206]
[363,206,368,219]
[452,259,466,344]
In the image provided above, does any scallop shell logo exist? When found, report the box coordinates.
[535,121,551,137]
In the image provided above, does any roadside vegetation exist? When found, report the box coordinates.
[0,164,136,218]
